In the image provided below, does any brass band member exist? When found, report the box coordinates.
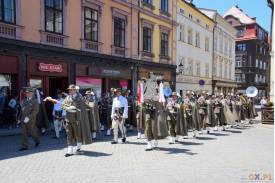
[111,88,128,144]
[85,90,100,140]
[62,84,83,157]
[197,94,207,134]
[166,92,181,144]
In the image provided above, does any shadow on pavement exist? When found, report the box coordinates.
[178,141,204,146]
[0,135,67,161]
[195,136,217,140]
[224,129,242,133]
[156,147,197,155]
[125,141,147,145]
[76,150,112,157]
[208,132,230,136]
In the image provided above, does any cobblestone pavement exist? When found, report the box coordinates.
[0,123,273,183]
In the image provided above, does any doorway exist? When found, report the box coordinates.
[49,77,68,97]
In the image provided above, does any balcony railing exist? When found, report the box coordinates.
[0,22,23,39]
[111,45,128,57]
[40,31,68,47]
[81,39,103,53]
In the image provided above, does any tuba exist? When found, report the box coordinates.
[246,86,258,98]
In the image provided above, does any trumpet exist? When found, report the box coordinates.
[43,96,78,111]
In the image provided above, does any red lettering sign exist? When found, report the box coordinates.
[38,63,63,73]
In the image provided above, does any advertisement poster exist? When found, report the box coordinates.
[76,77,102,98]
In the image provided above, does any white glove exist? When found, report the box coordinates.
[68,106,76,110]
[24,117,30,123]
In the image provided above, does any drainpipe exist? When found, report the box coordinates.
[137,0,140,58]
[211,13,217,95]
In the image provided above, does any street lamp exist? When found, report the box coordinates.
[176,62,184,75]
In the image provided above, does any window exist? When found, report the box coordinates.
[229,63,232,79]
[256,59,258,67]
[205,63,209,77]
[205,36,209,51]
[196,62,200,76]
[219,60,222,77]
[160,0,168,12]
[263,76,266,83]
[264,62,266,70]
[160,32,168,57]
[260,60,262,69]
[143,27,152,52]
[214,34,217,51]
[0,0,15,23]
[219,32,223,53]
[229,41,232,58]
[114,17,126,48]
[224,38,228,56]
[224,62,227,78]
[237,28,244,37]
[187,28,193,45]
[235,74,242,83]
[189,14,192,19]
[45,0,63,34]
[179,24,184,42]
[186,58,193,75]
[255,74,258,83]
[236,43,246,52]
[195,32,200,47]
[143,0,152,4]
[84,7,98,42]
[236,60,242,67]
[213,59,217,76]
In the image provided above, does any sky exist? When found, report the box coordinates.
[193,0,272,32]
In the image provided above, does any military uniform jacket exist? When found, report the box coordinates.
[63,93,92,145]
[20,98,39,124]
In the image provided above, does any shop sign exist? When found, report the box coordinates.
[89,67,130,78]
[38,63,63,73]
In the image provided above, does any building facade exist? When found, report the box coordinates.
[267,0,274,101]
[224,6,270,97]
[200,8,237,95]
[138,0,177,88]
[0,0,176,101]
[176,0,214,94]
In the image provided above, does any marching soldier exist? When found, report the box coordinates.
[213,95,223,131]
[111,88,128,144]
[84,90,100,140]
[166,92,181,144]
[19,87,40,151]
[197,93,207,134]
[143,74,168,151]
[62,84,83,157]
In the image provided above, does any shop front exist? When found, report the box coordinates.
[138,66,175,90]
[76,64,132,97]
[0,54,19,120]
[28,57,69,97]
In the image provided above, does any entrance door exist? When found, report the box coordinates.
[49,77,68,97]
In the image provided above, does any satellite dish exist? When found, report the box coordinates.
[163,87,172,97]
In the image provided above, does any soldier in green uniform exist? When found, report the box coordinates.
[19,87,40,151]
[166,92,181,144]
[62,84,83,157]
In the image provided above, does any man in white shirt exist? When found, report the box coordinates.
[52,92,66,139]
[111,88,128,144]
[260,97,267,108]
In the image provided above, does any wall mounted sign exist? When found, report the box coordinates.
[38,63,63,73]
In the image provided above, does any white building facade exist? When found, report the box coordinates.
[200,9,237,95]
[176,1,214,95]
